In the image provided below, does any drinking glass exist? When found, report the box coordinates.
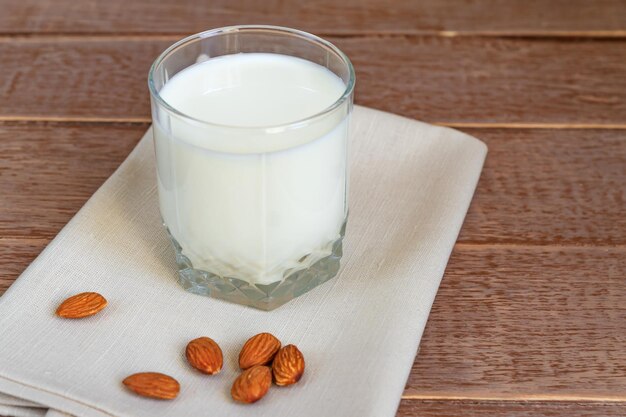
[148,25,355,310]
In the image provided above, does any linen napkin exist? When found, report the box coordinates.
[0,105,487,417]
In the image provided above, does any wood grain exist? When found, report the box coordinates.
[0,123,146,239]
[1,2,625,415]
[1,37,626,124]
[0,0,624,36]
[461,128,626,245]
[406,246,626,399]
[397,400,626,416]
[1,125,624,245]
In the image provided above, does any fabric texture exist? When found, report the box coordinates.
[0,106,487,417]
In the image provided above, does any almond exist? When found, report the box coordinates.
[272,344,305,386]
[231,365,272,403]
[56,292,107,318]
[123,372,180,400]
[185,337,223,375]
[239,332,281,369]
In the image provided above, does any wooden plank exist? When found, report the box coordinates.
[1,125,624,245]
[396,400,626,416]
[1,38,626,124]
[461,128,626,245]
[0,123,146,239]
[0,0,624,36]
[405,246,626,399]
[1,243,624,399]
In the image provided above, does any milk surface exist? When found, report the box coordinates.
[154,53,349,285]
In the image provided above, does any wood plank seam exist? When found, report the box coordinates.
[3,117,626,130]
[400,393,626,402]
[2,238,625,251]
[1,31,626,40]
[396,399,626,416]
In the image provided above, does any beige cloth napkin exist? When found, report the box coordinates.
[0,106,486,417]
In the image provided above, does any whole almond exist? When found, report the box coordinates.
[231,365,272,403]
[272,344,305,386]
[56,292,107,318]
[123,372,180,400]
[185,337,223,375]
[239,333,281,369]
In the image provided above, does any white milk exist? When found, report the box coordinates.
[154,53,348,285]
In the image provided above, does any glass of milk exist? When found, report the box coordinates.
[148,26,354,310]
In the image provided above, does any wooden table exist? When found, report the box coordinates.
[1,1,625,415]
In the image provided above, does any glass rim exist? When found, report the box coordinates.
[148,25,355,132]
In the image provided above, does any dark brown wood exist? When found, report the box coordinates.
[461,128,626,245]
[397,400,626,416]
[0,0,624,35]
[406,246,626,399]
[2,2,626,416]
[0,123,146,238]
[1,38,626,124]
[1,125,624,245]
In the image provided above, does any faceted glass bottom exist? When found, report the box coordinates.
[167,223,345,310]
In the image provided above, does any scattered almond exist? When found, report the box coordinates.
[185,337,223,375]
[239,332,281,369]
[57,293,304,404]
[272,344,305,386]
[231,365,272,403]
[123,372,180,400]
[56,292,107,318]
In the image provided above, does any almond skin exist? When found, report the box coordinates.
[122,372,180,400]
[56,292,107,318]
[185,337,223,375]
[272,344,305,386]
[239,332,281,369]
[231,365,272,403]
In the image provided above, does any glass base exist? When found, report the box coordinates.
[166,223,345,310]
